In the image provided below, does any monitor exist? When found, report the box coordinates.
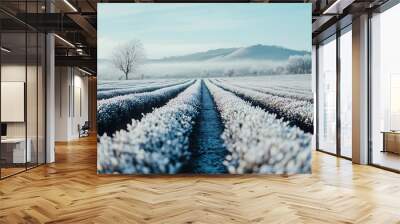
[1,123,7,137]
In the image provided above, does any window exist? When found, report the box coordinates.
[339,27,352,158]
[370,3,400,171]
[317,35,337,154]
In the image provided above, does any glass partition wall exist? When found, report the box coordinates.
[370,3,400,171]
[0,31,27,177]
[316,25,353,159]
[0,2,46,179]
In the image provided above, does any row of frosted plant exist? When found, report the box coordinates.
[97,79,311,174]
[97,80,190,100]
[228,83,313,102]
[212,80,313,133]
[97,80,194,136]
[217,76,312,89]
[98,79,173,91]
[205,80,311,174]
[98,80,202,174]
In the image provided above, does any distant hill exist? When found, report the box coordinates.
[149,44,310,63]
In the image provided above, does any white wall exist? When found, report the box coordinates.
[55,67,89,141]
[72,73,89,138]
[55,66,69,141]
[1,65,26,141]
[1,65,40,137]
[1,63,47,164]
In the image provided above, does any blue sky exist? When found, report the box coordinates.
[98,3,311,59]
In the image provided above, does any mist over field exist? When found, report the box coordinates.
[99,60,284,80]
[98,44,311,80]
[144,60,286,77]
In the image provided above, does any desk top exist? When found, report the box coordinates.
[1,138,27,143]
[381,131,400,134]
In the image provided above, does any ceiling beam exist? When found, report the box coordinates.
[67,13,97,40]
[312,15,335,33]
[323,0,356,14]
[55,55,96,73]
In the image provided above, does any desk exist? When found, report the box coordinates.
[1,138,31,163]
[381,131,400,154]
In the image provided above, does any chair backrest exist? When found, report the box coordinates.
[82,121,90,129]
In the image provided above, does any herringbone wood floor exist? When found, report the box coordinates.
[1,136,400,224]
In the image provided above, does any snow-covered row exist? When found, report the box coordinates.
[98,80,158,91]
[266,86,312,97]
[97,80,190,100]
[205,80,311,174]
[97,80,195,136]
[219,75,312,90]
[97,79,180,91]
[98,80,202,174]
[98,82,156,92]
[272,85,311,93]
[219,77,313,101]
[212,80,313,133]
[228,83,313,102]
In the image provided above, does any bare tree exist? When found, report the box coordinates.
[286,55,311,74]
[112,40,145,80]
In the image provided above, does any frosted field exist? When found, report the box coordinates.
[97,79,188,91]
[217,74,313,102]
[97,75,313,174]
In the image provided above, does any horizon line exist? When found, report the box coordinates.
[99,43,311,61]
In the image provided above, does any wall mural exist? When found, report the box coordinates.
[97,3,313,174]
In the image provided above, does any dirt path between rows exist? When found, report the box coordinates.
[184,81,228,174]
